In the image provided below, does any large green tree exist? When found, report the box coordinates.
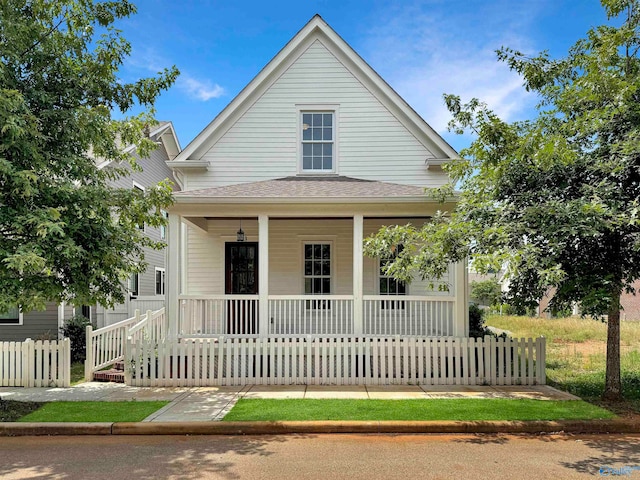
[364,0,640,400]
[0,0,178,313]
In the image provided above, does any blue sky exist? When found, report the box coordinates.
[119,0,610,153]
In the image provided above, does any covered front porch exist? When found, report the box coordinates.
[166,200,468,339]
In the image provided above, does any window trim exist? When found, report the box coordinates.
[296,104,339,175]
[155,267,166,296]
[0,306,24,326]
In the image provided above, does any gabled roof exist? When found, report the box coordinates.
[96,121,181,170]
[172,14,458,165]
[173,175,432,203]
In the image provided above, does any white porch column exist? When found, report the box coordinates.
[353,214,364,334]
[454,259,469,337]
[258,215,269,337]
[166,213,181,339]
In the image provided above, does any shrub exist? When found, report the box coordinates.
[60,314,95,363]
[469,304,489,337]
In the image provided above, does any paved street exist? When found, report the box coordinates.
[0,434,638,479]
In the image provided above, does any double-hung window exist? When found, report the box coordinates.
[133,183,145,231]
[304,243,331,309]
[160,210,168,240]
[128,273,139,297]
[155,268,166,295]
[301,112,334,172]
[379,245,406,309]
[0,306,22,325]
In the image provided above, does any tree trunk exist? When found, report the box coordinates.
[603,290,622,401]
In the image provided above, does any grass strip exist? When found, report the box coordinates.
[0,400,44,422]
[223,398,615,422]
[17,401,170,423]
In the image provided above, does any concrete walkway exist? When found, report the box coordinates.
[0,383,579,422]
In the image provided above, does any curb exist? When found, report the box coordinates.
[1,419,640,436]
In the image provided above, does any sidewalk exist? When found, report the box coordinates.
[0,383,578,422]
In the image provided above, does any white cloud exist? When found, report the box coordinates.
[178,75,225,101]
[125,48,225,102]
[361,1,542,134]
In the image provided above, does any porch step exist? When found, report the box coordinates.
[93,361,125,383]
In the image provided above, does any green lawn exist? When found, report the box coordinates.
[222,398,614,422]
[17,401,169,423]
[487,314,640,414]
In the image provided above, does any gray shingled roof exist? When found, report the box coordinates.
[174,176,427,198]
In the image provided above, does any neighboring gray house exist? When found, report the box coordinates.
[94,122,181,327]
[0,122,181,339]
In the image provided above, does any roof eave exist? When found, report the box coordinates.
[173,195,458,205]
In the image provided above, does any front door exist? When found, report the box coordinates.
[225,242,258,334]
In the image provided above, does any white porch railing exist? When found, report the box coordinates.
[125,335,546,387]
[85,308,165,381]
[363,296,455,336]
[268,295,354,335]
[178,295,456,336]
[128,308,167,343]
[179,295,259,336]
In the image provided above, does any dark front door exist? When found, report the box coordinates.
[225,242,258,334]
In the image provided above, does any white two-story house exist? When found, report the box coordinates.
[164,15,467,340]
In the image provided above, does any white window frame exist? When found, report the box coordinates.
[296,104,339,175]
[132,182,145,232]
[0,306,24,326]
[155,267,166,296]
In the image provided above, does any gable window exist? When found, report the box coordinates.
[302,112,334,172]
[380,245,406,309]
[155,268,165,295]
[304,243,331,309]
[0,306,22,325]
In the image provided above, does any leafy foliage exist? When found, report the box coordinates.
[60,314,95,362]
[0,0,178,313]
[363,0,640,399]
[470,279,503,306]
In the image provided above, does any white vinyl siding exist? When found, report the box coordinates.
[185,218,453,297]
[190,40,448,190]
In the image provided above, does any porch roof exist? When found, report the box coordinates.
[173,176,431,201]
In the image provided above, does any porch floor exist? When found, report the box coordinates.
[0,383,578,422]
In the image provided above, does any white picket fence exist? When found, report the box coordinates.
[0,339,71,387]
[125,335,545,387]
[86,307,166,380]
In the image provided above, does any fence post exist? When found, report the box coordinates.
[21,339,30,387]
[84,325,93,381]
[124,327,132,385]
[63,338,71,387]
[536,336,546,385]
[27,339,36,388]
